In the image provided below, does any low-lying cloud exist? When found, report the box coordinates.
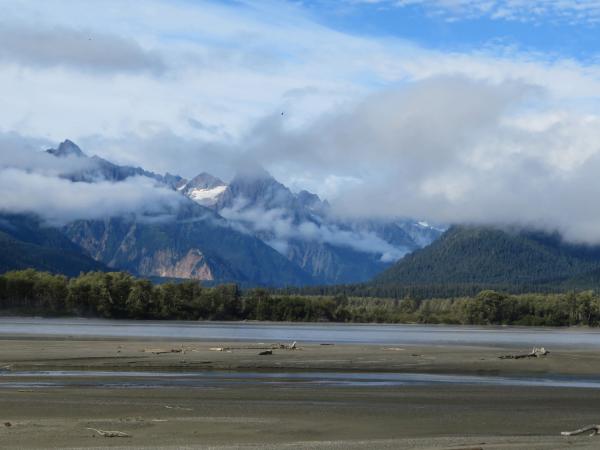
[0,169,182,225]
[0,140,183,224]
[219,198,410,262]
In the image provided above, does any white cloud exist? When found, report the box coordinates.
[4,0,600,245]
[0,139,183,224]
[0,22,165,74]
[219,197,409,261]
[0,169,183,225]
[237,76,600,244]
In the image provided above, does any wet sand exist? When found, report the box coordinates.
[1,336,600,448]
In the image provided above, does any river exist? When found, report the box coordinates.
[1,317,600,348]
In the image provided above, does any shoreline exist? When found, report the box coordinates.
[2,336,600,448]
[2,335,600,377]
[5,314,600,328]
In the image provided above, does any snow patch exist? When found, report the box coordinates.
[188,185,227,206]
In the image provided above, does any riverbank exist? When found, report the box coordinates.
[1,336,600,448]
[2,382,600,449]
[3,336,600,377]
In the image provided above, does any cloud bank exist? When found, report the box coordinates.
[0,140,182,225]
[3,1,600,247]
[0,22,165,74]
[219,198,409,262]
[238,76,600,244]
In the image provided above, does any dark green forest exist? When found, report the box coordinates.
[0,215,107,276]
[285,225,600,300]
[3,269,600,326]
[373,226,600,291]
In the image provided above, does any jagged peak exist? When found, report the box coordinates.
[297,189,321,204]
[186,172,226,190]
[47,139,86,158]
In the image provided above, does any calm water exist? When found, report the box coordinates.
[2,370,600,389]
[1,317,600,348]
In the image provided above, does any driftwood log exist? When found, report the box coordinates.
[86,427,130,438]
[499,347,548,359]
[164,405,193,411]
[209,342,297,352]
[561,424,600,436]
[143,348,184,355]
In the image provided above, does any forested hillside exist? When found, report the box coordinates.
[372,225,600,292]
[0,214,107,276]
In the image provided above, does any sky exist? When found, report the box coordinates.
[4,0,600,242]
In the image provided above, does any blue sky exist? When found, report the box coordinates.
[5,0,600,241]
[302,0,600,60]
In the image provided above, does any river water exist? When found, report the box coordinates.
[1,317,600,348]
[2,370,600,389]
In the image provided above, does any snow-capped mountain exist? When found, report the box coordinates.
[44,141,313,286]
[177,173,228,207]
[35,140,442,286]
[181,167,443,284]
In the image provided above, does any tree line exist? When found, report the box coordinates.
[3,269,600,326]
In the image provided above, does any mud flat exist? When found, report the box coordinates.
[1,336,600,448]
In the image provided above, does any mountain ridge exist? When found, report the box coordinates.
[372,225,600,294]
[0,213,108,276]
[3,139,441,286]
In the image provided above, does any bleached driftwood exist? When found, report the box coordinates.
[561,424,600,436]
[209,342,297,352]
[499,347,548,359]
[86,427,130,438]
[143,347,184,355]
[164,405,193,411]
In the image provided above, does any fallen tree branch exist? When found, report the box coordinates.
[499,347,548,359]
[561,424,600,436]
[86,427,130,438]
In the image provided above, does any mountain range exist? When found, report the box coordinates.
[1,140,441,286]
[178,167,440,283]
[7,140,600,295]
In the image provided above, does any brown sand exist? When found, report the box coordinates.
[0,336,599,449]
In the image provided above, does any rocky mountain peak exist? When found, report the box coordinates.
[47,139,86,158]
[181,172,228,207]
[185,172,226,190]
[221,168,293,209]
